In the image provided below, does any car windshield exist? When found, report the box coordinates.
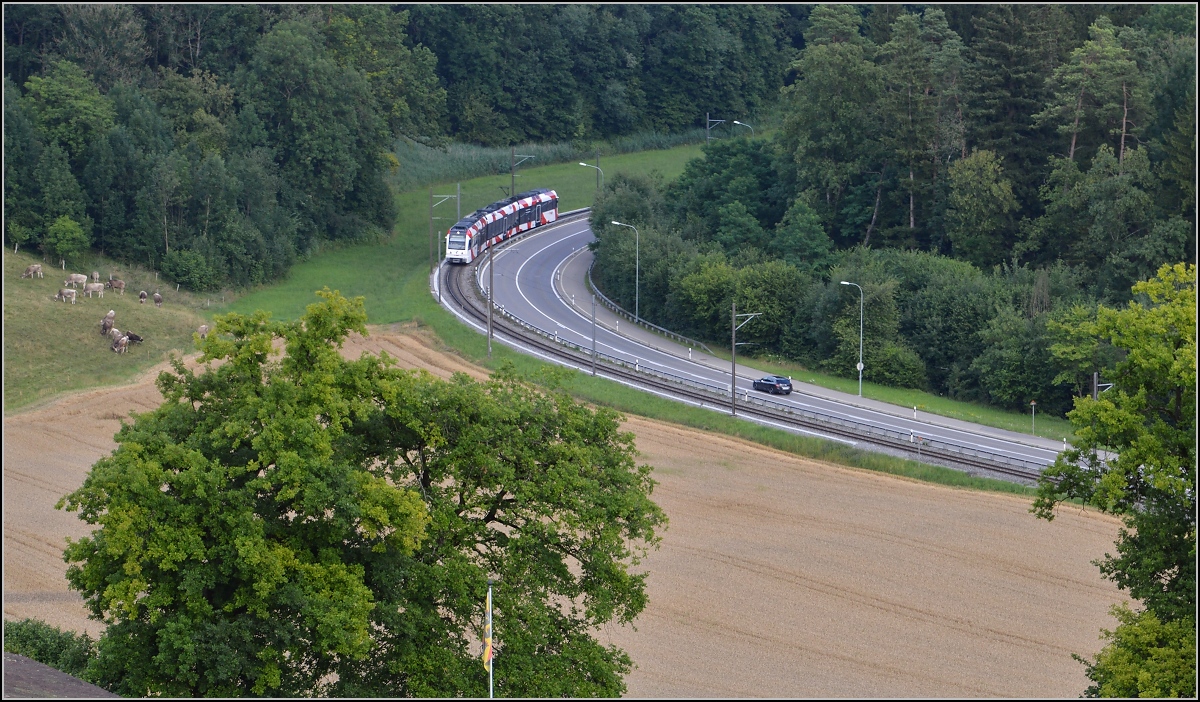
[449,235,466,249]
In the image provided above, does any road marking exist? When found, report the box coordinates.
[475,218,1057,467]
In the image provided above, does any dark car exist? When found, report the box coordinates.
[752,375,793,395]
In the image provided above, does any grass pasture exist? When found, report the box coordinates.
[4,249,211,414]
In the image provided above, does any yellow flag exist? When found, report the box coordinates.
[482,587,493,671]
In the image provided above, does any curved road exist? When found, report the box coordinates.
[451,215,1065,469]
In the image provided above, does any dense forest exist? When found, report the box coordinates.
[3,4,805,289]
[590,4,1195,417]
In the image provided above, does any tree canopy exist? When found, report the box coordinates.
[1035,262,1196,697]
[58,290,666,697]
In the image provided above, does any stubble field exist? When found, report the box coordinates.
[2,326,1123,697]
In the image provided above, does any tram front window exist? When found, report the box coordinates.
[448,234,467,250]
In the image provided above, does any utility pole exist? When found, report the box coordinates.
[731,300,761,416]
[432,185,461,303]
[706,112,725,143]
[596,148,600,189]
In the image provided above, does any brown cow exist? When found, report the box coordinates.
[105,278,126,295]
[153,292,163,307]
[139,290,148,304]
[21,264,43,279]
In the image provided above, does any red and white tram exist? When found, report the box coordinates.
[444,189,559,264]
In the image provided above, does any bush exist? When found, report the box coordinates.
[870,343,928,389]
[42,215,90,265]
[161,249,219,291]
[3,618,97,681]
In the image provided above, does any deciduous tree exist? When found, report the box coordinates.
[1036,262,1196,697]
[59,290,664,697]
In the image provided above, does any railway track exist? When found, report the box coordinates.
[437,214,1049,485]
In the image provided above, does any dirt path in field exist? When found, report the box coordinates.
[3,325,1123,696]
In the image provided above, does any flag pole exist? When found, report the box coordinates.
[486,580,494,698]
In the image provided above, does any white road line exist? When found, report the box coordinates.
[442,296,856,446]
[472,220,1055,466]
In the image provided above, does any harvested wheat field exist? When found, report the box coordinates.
[3,326,1123,697]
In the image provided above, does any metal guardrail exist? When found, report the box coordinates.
[585,260,714,354]
[454,208,1049,478]
[475,287,1047,476]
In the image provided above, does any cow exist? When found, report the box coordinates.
[101,310,116,336]
[91,271,100,284]
[55,288,77,304]
[105,278,126,295]
[197,324,210,340]
[153,292,163,307]
[112,335,129,354]
[124,331,144,344]
[82,282,105,298]
[108,327,122,342]
[21,264,43,279]
[64,273,88,288]
[139,290,148,304]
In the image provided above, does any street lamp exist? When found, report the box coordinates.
[579,162,604,190]
[840,281,864,396]
[733,120,754,135]
[611,220,640,321]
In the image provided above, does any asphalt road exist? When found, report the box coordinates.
[462,216,1065,469]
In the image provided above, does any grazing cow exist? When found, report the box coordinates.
[55,288,77,304]
[108,327,122,343]
[91,271,100,284]
[153,292,163,307]
[21,264,43,279]
[64,273,88,288]
[105,278,126,295]
[112,335,129,354]
[101,311,115,336]
[82,282,105,298]
[139,290,148,304]
[197,324,210,340]
[124,331,144,344]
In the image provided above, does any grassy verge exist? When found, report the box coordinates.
[389,128,709,193]
[4,248,215,414]
[705,348,1076,442]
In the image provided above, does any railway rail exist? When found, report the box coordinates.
[436,211,1050,485]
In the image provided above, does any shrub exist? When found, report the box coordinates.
[3,618,97,681]
[161,249,219,291]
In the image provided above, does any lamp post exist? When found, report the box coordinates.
[610,220,640,321]
[579,162,604,190]
[840,281,864,396]
[733,120,754,135]
[1030,400,1037,434]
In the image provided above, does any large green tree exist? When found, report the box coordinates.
[20,58,115,164]
[780,4,883,245]
[59,290,664,697]
[1035,262,1196,697]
